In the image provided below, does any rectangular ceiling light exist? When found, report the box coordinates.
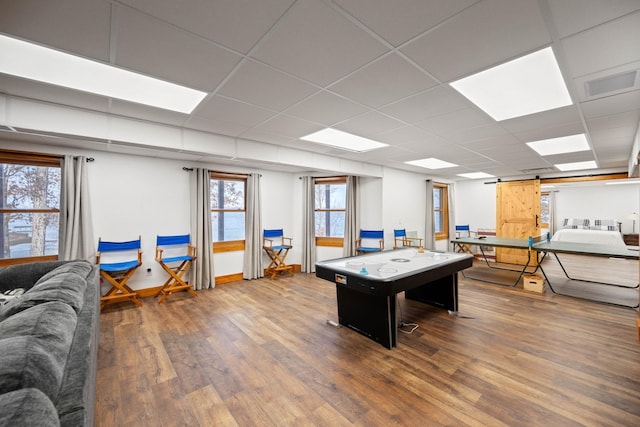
[554,160,597,171]
[457,172,494,179]
[0,35,207,113]
[405,157,458,169]
[300,128,388,152]
[526,134,590,156]
[450,47,572,121]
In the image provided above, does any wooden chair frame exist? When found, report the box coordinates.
[96,237,144,311]
[393,229,423,249]
[454,225,476,255]
[155,234,198,303]
[263,229,294,279]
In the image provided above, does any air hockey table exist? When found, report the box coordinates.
[315,248,473,349]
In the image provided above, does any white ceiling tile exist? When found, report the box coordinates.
[561,12,640,78]
[334,0,477,46]
[380,86,469,124]
[401,0,551,82]
[500,105,583,134]
[329,53,438,108]
[192,95,276,127]
[335,111,406,138]
[284,91,368,126]
[218,60,318,111]
[581,89,640,118]
[414,108,493,136]
[251,114,321,138]
[252,0,388,86]
[548,0,640,39]
[118,0,295,53]
[115,9,242,91]
[0,0,112,61]
[183,115,249,137]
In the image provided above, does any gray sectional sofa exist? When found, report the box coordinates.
[0,260,100,427]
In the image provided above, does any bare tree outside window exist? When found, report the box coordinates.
[0,153,61,263]
[210,175,246,242]
[314,180,346,237]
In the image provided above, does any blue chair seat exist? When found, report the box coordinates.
[160,255,194,264]
[100,260,141,272]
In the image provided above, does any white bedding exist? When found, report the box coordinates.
[551,228,626,247]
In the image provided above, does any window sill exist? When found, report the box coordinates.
[213,240,245,253]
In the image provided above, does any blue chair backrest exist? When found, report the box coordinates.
[360,229,383,239]
[157,234,190,246]
[455,225,470,232]
[98,238,141,252]
[264,229,284,238]
[394,229,406,238]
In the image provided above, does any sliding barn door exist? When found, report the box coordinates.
[496,179,540,265]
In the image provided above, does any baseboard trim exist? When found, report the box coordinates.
[133,265,303,298]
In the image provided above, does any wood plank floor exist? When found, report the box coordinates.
[96,260,640,426]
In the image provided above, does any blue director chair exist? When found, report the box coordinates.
[263,229,294,279]
[96,237,143,311]
[155,234,198,303]
[355,229,384,255]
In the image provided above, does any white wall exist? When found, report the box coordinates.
[552,184,639,233]
[382,168,427,249]
[454,180,497,231]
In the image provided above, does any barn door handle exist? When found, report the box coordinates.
[535,215,539,228]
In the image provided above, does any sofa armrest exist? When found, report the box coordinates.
[0,261,68,292]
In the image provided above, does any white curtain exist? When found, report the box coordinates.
[189,168,214,290]
[447,183,456,252]
[59,155,95,260]
[243,173,263,279]
[301,176,316,273]
[343,175,359,257]
[424,180,435,250]
[549,190,557,235]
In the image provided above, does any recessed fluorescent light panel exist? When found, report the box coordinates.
[457,172,495,179]
[554,160,597,171]
[605,179,640,185]
[526,134,590,156]
[405,158,458,169]
[0,35,207,113]
[450,47,572,121]
[300,128,388,152]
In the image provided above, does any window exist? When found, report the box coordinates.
[0,150,61,266]
[210,172,246,252]
[315,177,346,247]
[540,191,550,229]
[433,183,449,240]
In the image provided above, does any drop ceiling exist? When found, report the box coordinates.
[0,0,639,180]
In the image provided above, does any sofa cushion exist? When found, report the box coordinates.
[0,271,88,321]
[0,261,68,293]
[36,260,94,285]
[0,388,60,427]
[0,301,77,403]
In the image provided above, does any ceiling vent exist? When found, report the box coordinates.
[585,70,637,97]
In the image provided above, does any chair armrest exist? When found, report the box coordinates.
[263,238,274,248]
[282,237,293,246]
[155,247,164,262]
